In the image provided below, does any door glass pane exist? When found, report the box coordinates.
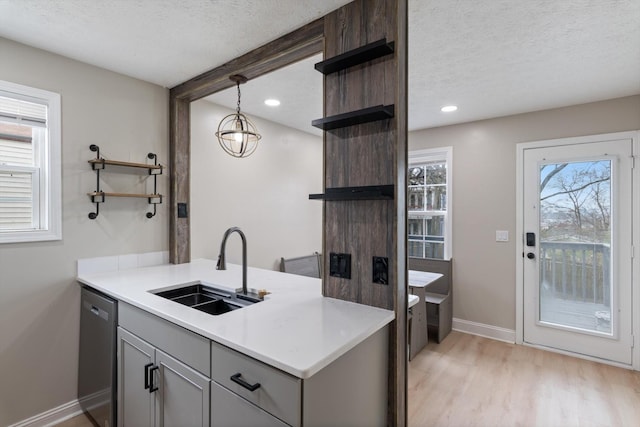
[538,160,612,334]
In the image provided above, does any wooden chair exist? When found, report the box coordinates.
[280,252,322,278]
[408,257,453,343]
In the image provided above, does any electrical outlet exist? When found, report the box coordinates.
[329,252,351,279]
[372,256,389,285]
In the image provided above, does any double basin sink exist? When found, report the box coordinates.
[152,283,261,315]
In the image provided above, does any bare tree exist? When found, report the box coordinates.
[540,161,611,241]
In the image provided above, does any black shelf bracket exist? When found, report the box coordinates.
[312,105,394,130]
[89,145,102,219]
[314,38,395,75]
[309,185,394,201]
[87,145,162,219]
[146,152,160,218]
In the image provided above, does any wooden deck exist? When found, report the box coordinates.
[540,290,611,333]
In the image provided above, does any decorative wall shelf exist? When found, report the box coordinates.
[311,105,395,130]
[87,144,163,219]
[314,38,395,75]
[88,158,164,171]
[309,185,394,201]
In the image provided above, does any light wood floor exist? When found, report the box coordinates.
[409,331,640,427]
[57,331,640,427]
[54,412,93,427]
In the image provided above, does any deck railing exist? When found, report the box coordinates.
[540,241,610,305]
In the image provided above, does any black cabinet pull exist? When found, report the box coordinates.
[230,373,261,392]
[144,363,154,390]
[149,366,159,393]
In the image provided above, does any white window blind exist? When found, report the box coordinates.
[0,95,47,127]
[0,80,60,243]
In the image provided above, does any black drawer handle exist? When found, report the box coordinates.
[144,363,154,389]
[149,366,159,393]
[230,373,261,392]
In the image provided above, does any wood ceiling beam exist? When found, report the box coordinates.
[170,18,324,102]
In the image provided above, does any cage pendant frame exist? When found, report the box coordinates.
[215,75,261,158]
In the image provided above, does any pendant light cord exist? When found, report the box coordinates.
[236,82,241,114]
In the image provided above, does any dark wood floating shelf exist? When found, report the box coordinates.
[314,38,395,75]
[309,185,394,201]
[312,105,394,130]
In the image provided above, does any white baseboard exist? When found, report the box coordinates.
[8,399,84,427]
[452,317,516,343]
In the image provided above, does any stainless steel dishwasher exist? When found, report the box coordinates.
[78,286,117,427]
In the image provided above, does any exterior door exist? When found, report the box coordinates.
[522,136,634,365]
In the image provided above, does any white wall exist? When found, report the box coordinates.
[190,99,323,271]
[409,95,640,331]
[0,38,168,425]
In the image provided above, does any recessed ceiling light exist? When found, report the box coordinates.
[441,105,458,112]
[264,99,280,107]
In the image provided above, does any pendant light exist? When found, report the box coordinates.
[215,75,261,158]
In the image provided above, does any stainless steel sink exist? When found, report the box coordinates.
[152,283,261,315]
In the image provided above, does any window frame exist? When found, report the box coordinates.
[0,80,61,243]
[408,146,452,260]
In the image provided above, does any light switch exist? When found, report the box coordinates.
[496,230,509,242]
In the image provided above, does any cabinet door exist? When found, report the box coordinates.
[156,349,210,427]
[118,327,155,427]
[211,381,288,427]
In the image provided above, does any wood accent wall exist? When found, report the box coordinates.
[168,1,407,424]
[321,0,408,425]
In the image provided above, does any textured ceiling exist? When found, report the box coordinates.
[0,0,349,87]
[1,0,639,132]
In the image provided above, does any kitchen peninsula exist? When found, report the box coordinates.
[77,258,394,426]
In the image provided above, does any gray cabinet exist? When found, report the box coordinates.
[116,301,388,427]
[210,326,389,427]
[210,341,301,426]
[211,381,288,427]
[118,327,210,427]
[118,328,154,427]
[156,350,210,426]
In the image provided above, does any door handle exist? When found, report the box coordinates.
[527,252,535,259]
[149,365,159,393]
[144,363,153,389]
[230,373,261,392]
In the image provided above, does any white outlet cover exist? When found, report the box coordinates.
[496,230,509,242]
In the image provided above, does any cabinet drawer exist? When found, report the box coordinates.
[211,381,288,427]
[210,341,301,427]
[119,302,210,376]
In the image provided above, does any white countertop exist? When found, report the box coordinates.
[408,270,443,288]
[77,259,394,379]
[408,294,419,308]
